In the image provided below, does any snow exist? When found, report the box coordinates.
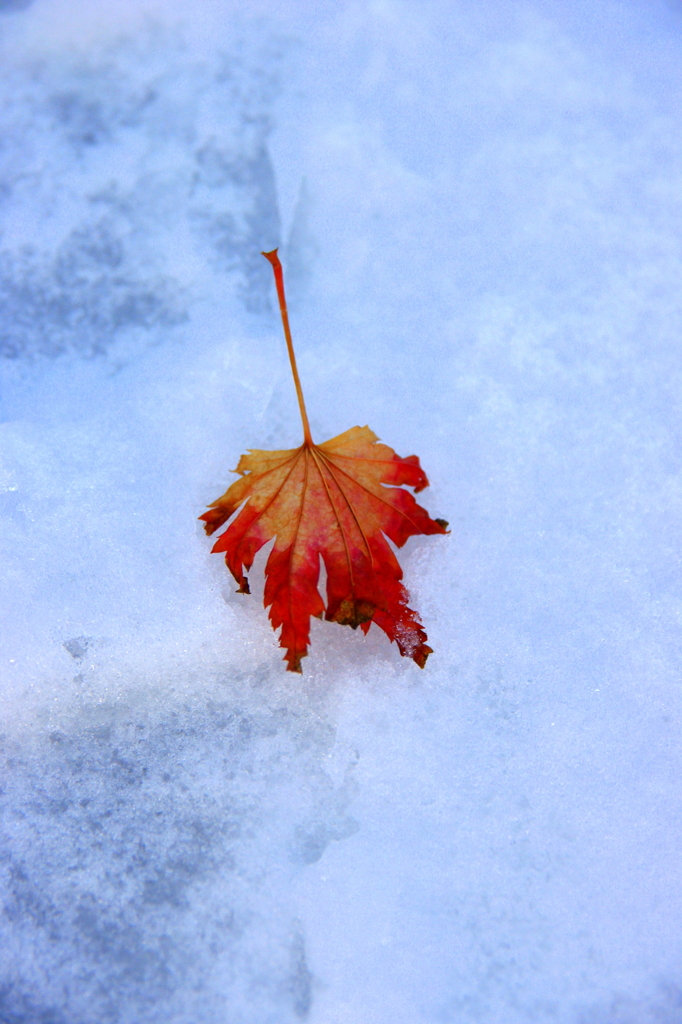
[0,0,680,1021]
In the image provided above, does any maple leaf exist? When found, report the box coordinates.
[201,250,448,672]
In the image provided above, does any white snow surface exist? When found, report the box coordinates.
[0,0,680,1021]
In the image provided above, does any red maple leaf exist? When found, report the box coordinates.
[201,250,448,672]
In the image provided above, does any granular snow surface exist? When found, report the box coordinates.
[0,1,680,1021]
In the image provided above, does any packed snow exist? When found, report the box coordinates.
[0,0,680,1021]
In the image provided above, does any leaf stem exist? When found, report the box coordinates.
[262,249,314,447]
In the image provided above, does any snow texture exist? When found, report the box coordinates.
[0,0,680,1021]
